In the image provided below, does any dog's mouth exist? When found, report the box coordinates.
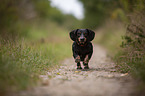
[78,38,86,45]
[79,41,85,44]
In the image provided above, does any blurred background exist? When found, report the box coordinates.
[0,0,144,95]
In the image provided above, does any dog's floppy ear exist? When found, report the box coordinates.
[69,29,79,41]
[87,29,95,41]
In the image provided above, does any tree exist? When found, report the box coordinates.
[79,0,121,29]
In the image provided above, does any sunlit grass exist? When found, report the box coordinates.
[0,22,71,95]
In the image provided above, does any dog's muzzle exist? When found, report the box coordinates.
[78,37,86,45]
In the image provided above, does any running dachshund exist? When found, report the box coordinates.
[69,29,95,69]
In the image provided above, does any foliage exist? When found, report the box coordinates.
[79,0,122,29]
[94,21,125,56]
[115,1,145,89]
[90,0,145,91]
[30,0,82,29]
[119,0,145,13]
[0,0,74,94]
[116,11,145,75]
[0,0,20,36]
[0,0,81,38]
[32,0,51,18]
[0,25,71,95]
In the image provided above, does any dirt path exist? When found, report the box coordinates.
[19,45,136,96]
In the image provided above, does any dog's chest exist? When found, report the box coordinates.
[75,45,91,55]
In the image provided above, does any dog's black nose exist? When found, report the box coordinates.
[80,38,85,42]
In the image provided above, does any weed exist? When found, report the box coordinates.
[115,11,145,84]
[0,23,71,95]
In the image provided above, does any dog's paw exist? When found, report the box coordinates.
[84,66,89,69]
[75,56,80,63]
[77,66,82,69]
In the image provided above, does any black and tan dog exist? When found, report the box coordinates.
[69,29,95,69]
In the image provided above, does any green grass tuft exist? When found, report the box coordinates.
[0,22,72,95]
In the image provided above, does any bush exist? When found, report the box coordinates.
[116,11,145,82]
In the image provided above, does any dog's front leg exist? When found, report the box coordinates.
[75,56,82,69]
[83,55,89,69]
[77,62,82,69]
[84,55,89,64]
[75,55,80,63]
[83,50,93,69]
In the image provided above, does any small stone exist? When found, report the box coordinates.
[42,79,49,86]
[59,69,62,71]
[120,73,128,77]
[56,72,60,75]
[47,72,52,75]
[75,71,81,73]
[108,75,114,78]
[56,75,63,79]
[110,69,116,72]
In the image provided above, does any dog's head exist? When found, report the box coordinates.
[69,29,95,45]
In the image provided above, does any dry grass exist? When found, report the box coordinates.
[0,23,71,95]
[115,11,145,87]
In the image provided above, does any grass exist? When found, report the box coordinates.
[0,22,72,95]
[114,39,145,94]
[114,13,145,90]
[94,20,145,95]
[115,11,145,79]
[94,21,126,57]
[96,17,145,94]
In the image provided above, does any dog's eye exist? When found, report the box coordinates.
[77,32,81,36]
[84,33,88,36]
